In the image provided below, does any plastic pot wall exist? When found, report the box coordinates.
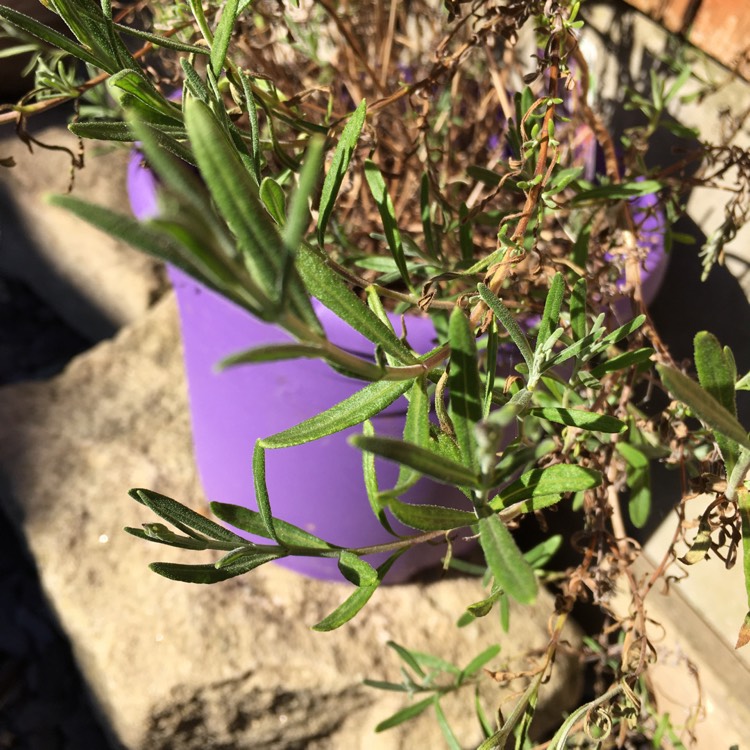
[128,152,668,581]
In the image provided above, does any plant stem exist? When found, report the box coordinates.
[470,34,562,331]
[727,448,750,502]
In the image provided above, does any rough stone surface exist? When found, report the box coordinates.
[0,295,581,749]
[0,123,163,341]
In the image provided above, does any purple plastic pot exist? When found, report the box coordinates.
[128,155,472,581]
[127,149,668,582]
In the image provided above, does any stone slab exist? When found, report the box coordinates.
[0,294,581,749]
[0,123,162,341]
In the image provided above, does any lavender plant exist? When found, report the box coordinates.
[1,0,749,746]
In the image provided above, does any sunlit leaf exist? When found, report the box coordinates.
[318,100,366,243]
[694,331,740,473]
[364,159,410,289]
[569,179,662,205]
[434,698,462,750]
[296,243,419,364]
[737,490,750,649]
[616,443,651,528]
[478,514,537,604]
[0,5,102,67]
[184,97,319,328]
[338,551,378,586]
[129,488,246,544]
[477,284,534,369]
[261,379,412,449]
[312,552,401,631]
[209,501,334,549]
[490,465,602,509]
[210,0,239,77]
[449,307,482,471]
[375,696,434,732]
[150,552,281,583]
[351,434,481,488]
[259,177,286,225]
[657,364,750,451]
[386,498,476,531]
[536,272,564,349]
[530,407,626,433]
[590,347,653,378]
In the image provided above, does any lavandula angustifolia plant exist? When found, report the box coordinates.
[1,0,750,744]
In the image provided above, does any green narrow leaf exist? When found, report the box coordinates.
[237,70,261,182]
[109,70,182,120]
[570,277,587,340]
[694,331,739,473]
[657,364,750,451]
[69,121,194,164]
[295,243,418,364]
[361,420,396,534]
[490,465,602,510]
[260,379,412,449]
[181,58,210,102]
[407,650,461,675]
[536,272,564,348]
[616,443,651,528]
[590,347,654,378]
[478,514,537,604]
[375,696,435,732]
[569,179,662,205]
[317,100,367,244]
[595,315,646,350]
[259,177,286,225]
[483,322,498,419]
[209,501,334,549]
[218,343,325,369]
[420,173,437,258]
[465,587,503,619]
[364,159,410,290]
[313,552,401,631]
[210,0,240,77]
[477,284,534,369]
[434,698,462,750]
[459,202,473,263]
[338,551,378,586]
[362,679,409,693]
[475,687,494,739]
[387,641,426,678]
[572,220,591,269]
[460,644,501,679]
[524,535,563,569]
[386,498,476,531]
[46,194,233,298]
[351,435,481,488]
[125,524,210,550]
[449,307,482,471]
[114,23,209,54]
[184,97,320,330]
[129,488,247,543]
[150,552,281,583]
[0,5,102,67]
[530,407,626,433]
[282,136,324,255]
[394,377,430,489]
[252,442,279,542]
[737,490,750,649]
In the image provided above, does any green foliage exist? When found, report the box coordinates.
[5,0,750,745]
